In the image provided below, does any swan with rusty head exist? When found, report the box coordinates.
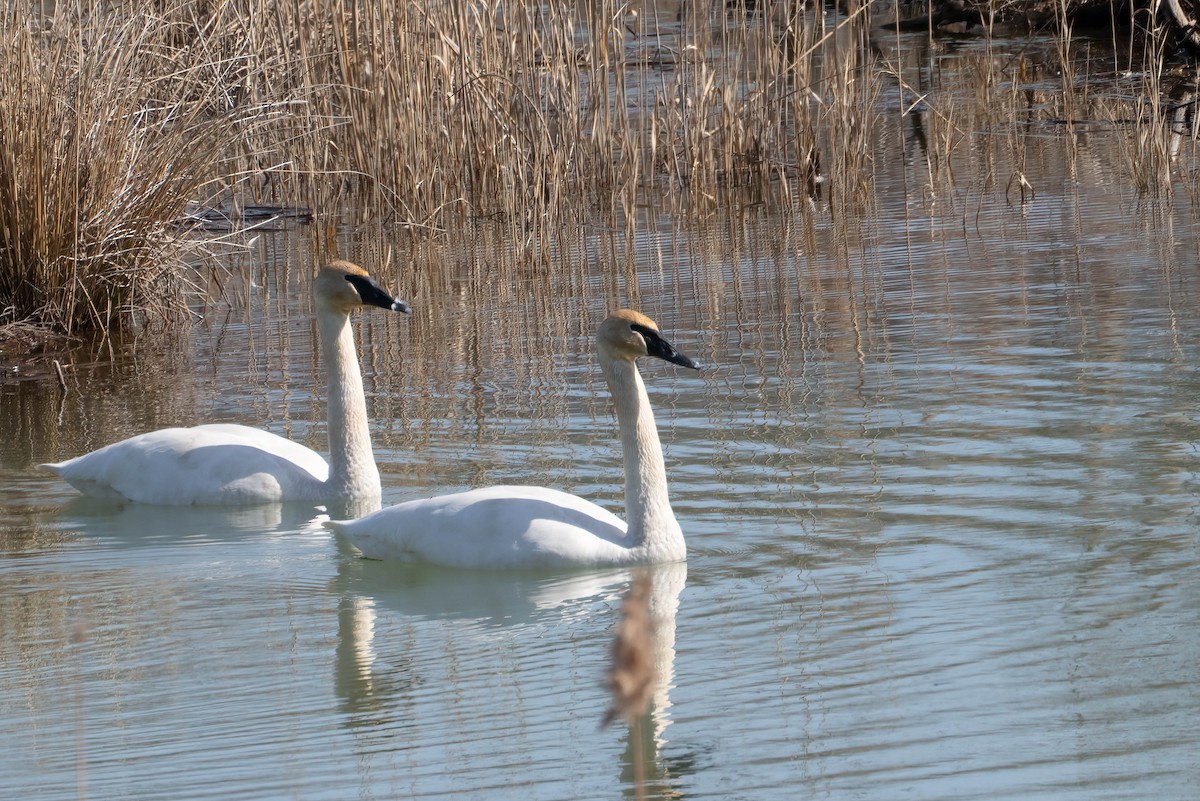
[325,309,700,568]
[40,261,409,505]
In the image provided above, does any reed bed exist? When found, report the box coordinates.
[4,0,873,333]
[254,0,840,224]
[0,4,249,335]
[4,0,1198,336]
[270,1,877,216]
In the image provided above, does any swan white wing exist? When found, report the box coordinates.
[40,425,329,505]
[327,485,638,569]
[191,424,331,478]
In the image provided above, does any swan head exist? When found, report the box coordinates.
[599,310,700,369]
[315,261,411,315]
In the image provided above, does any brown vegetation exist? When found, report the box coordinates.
[0,5,244,335]
[0,0,1194,336]
[1,0,839,335]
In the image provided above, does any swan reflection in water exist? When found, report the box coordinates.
[53,495,335,547]
[331,560,687,792]
[47,495,385,550]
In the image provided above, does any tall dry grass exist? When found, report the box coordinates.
[6,0,1198,338]
[5,0,882,334]
[209,1,871,214]
[1106,13,1196,197]
[0,4,255,335]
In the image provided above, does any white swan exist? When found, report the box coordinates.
[39,261,409,505]
[324,310,699,568]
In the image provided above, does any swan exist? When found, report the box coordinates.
[324,309,700,568]
[39,261,409,505]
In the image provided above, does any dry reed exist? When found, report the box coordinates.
[154,0,860,224]
[5,1,865,334]
[10,0,1190,336]
[0,3,254,335]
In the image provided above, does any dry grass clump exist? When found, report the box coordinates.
[304,1,884,234]
[7,0,1195,341]
[0,4,241,336]
[1103,29,1198,197]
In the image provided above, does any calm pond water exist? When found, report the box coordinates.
[3,16,1200,801]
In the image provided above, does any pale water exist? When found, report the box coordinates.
[3,20,1200,801]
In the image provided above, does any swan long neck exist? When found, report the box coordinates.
[318,305,381,500]
[601,355,685,560]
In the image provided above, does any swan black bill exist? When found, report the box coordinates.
[346,274,411,313]
[631,323,701,370]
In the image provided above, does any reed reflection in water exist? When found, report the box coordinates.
[2,188,1197,799]
[4,52,1200,801]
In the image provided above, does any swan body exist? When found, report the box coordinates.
[326,310,699,569]
[40,261,409,506]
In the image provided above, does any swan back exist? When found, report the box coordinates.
[327,486,635,569]
[40,425,329,504]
